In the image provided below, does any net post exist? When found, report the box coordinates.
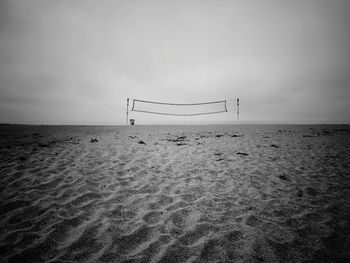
[126,98,129,125]
[237,98,239,122]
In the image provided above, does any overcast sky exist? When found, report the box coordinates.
[1,0,349,125]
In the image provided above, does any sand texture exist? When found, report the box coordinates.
[1,124,350,262]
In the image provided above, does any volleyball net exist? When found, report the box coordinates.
[131,99,228,116]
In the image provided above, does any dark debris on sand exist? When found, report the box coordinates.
[237,152,249,156]
[278,173,289,181]
[230,134,244,138]
[166,136,187,143]
[214,153,225,161]
[135,132,246,148]
[165,136,189,146]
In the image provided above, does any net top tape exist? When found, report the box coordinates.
[132,99,227,107]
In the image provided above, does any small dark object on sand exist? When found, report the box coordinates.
[166,136,186,143]
[231,134,244,138]
[18,156,27,161]
[271,144,279,148]
[306,187,318,196]
[278,173,289,180]
[138,140,146,145]
[297,190,303,197]
[325,155,337,159]
[237,152,248,156]
[323,129,331,136]
[215,134,223,138]
[90,138,99,143]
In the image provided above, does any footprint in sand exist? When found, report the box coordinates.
[116,224,156,254]
[245,214,262,227]
[165,201,187,211]
[198,238,228,262]
[305,187,319,196]
[157,194,174,206]
[180,193,198,202]
[224,229,244,243]
[178,223,215,245]
[143,210,163,225]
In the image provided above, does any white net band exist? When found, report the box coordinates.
[131,99,228,116]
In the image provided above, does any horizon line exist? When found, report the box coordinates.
[1,122,349,126]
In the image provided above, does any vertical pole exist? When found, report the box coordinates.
[237,98,239,122]
[126,98,129,125]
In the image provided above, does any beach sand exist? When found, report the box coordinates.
[0,124,349,262]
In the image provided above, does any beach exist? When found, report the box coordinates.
[0,124,349,262]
